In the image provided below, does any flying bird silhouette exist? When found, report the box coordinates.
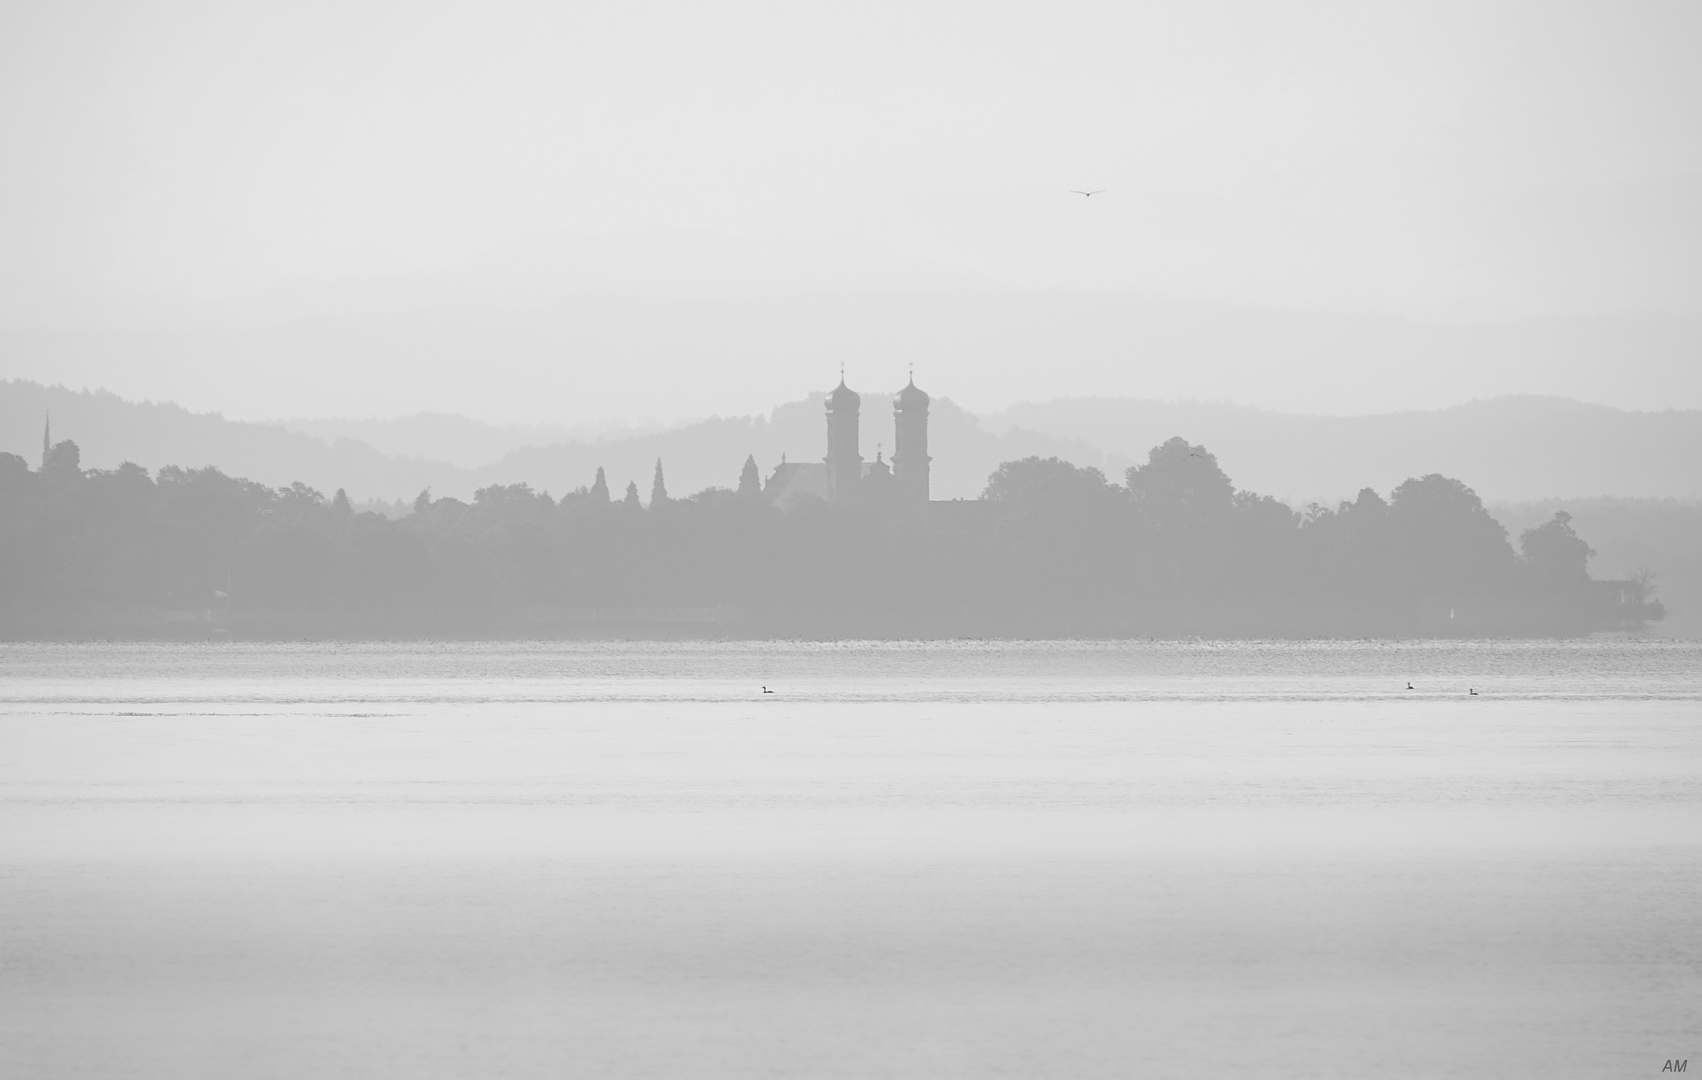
[1071,190,1105,197]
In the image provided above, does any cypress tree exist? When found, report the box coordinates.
[590,467,610,502]
[737,455,761,497]
[650,459,669,506]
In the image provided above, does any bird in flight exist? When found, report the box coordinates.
[1071,190,1106,197]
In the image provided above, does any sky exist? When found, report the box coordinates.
[1,0,1699,424]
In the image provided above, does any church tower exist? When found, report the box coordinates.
[824,376,862,504]
[891,376,930,504]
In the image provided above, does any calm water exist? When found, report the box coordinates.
[2,640,1698,1079]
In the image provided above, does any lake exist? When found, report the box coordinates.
[2,639,1698,1078]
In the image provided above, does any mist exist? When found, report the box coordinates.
[3,0,1700,426]
[5,5,1702,1077]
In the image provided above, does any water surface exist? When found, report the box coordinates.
[2,640,1698,1078]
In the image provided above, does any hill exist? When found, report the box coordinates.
[459,393,1107,504]
[6,379,1701,506]
[0,380,1103,502]
[989,396,1702,505]
[0,380,449,500]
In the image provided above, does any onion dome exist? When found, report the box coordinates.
[894,377,929,408]
[826,378,860,410]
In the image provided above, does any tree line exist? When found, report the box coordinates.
[0,436,1663,637]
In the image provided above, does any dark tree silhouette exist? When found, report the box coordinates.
[650,459,669,507]
[1124,437,1237,596]
[590,467,610,502]
[980,456,1126,618]
[982,455,1114,508]
[1520,511,1594,590]
[1125,437,1234,535]
[1387,474,1514,598]
[0,435,1658,638]
[738,455,762,498]
[41,440,82,483]
[1301,486,1396,604]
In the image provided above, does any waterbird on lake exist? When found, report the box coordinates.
[762,686,774,694]
[1470,688,1478,695]
[1407,682,1414,690]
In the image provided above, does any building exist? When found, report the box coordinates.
[824,377,862,504]
[891,376,930,505]
[763,455,829,508]
[763,375,933,511]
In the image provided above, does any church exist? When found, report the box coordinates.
[762,375,931,510]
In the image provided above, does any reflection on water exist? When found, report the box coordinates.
[1,640,1699,1079]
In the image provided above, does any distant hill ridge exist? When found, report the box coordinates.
[3,379,1698,504]
[989,395,1702,505]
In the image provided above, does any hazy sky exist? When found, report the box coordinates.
[2,0,1699,423]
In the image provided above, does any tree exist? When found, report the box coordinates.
[1626,566,1658,606]
[0,451,28,483]
[1125,437,1233,534]
[1519,510,1594,591]
[1387,474,1515,596]
[1345,486,1388,519]
[331,488,352,515]
[1122,438,1237,596]
[590,467,610,502]
[650,459,669,507]
[982,456,1114,509]
[738,455,762,498]
[41,439,82,483]
[623,481,641,507]
[980,456,1126,609]
[412,488,432,515]
[474,482,536,506]
[1300,486,1395,604]
[278,481,325,509]
[1620,567,1666,624]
